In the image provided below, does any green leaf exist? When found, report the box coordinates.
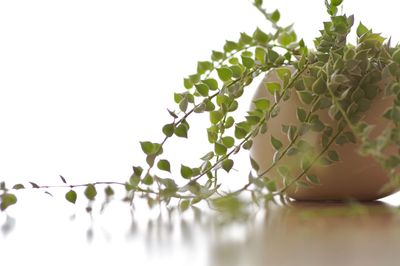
[189,74,200,84]
[105,186,114,197]
[179,97,188,112]
[327,150,340,161]
[203,99,215,111]
[225,116,235,128]
[129,174,141,187]
[201,151,214,161]
[181,165,193,179]
[267,48,279,62]
[12,184,25,190]
[241,56,255,68]
[255,47,266,64]
[179,200,190,212]
[243,140,253,150]
[265,180,277,192]
[254,0,263,7]
[132,166,143,176]
[384,106,400,123]
[302,76,316,90]
[253,98,270,111]
[222,159,234,173]
[331,16,348,34]
[293,78,305,91]
[331,0,343,6]
[0,193,17,211]
[253,28,270,44]
[210,110,223,124]
[277,165,290,178]
[142,174,154,185]
[211,50,224,61]
[203,78,219,91]
[184,78,193,89]
[230,65,244,78]
[224,40,238,53]
[197,61,213,74]
[310,118,325,132]
[325,1,338,16]
[235,125,248,139]
[384,155,400,169]
[278,31,296,46]
[157,159,171,172]
[356,22,368,38]
[306,174,320,185]
[286,147,298,156]
[312,76,327,94]
[207,127,218,143]
[229,57,239,65]
[250,157,260,171]
[246,115,260,125]
[194,103,206,114]
[229,100,239,112]
[240,32,253,45]
[271,135,283,150]
[222,136,235,148]
[270,9,280,23]
[276,68,291,83]
[215,142,227,156]
[195,83,209,97]
[216,95,229,106]
[296,107,307,122]
[265,82,281,95]
[65,190,77,204]
[393,48,400,65]
[84,184,97,201]
[217,67,233,81]
[140,141,155,155]
[297,91,314,105]
[174,124,189,138]
[162,123,175,137]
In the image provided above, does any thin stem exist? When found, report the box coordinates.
[188,63,309,187]
[12,181,126,190]
[214,114,228,187]
[252,1,282,31]
[327,85,358,134]
[232,126,343,196]
[277,127,343,194]
[257,96,320,177]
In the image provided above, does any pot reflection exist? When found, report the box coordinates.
[210,202,400,266]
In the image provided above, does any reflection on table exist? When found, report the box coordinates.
[1,196,400,266]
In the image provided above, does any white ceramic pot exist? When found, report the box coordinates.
[250,67,397,201]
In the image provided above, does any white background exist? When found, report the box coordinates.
[1,0,400,265]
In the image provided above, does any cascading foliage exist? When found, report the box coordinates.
[1,0,400,215]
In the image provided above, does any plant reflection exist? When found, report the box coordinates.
[1,215,16,237]
[2,201,400,266]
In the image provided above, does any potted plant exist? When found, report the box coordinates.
[1,0,400,213]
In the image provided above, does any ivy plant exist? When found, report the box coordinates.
[1,0,400,214]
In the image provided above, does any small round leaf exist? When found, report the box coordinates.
[65,190,77,204]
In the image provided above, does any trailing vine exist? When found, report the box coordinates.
[2,0,400,215]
